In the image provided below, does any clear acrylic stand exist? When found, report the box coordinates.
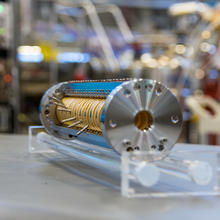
[29,126,220,198]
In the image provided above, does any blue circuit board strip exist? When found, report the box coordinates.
[67,81,123,93]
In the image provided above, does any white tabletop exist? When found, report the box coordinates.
[0,134,220,220]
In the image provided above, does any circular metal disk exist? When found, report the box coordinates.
[102,79,183,155]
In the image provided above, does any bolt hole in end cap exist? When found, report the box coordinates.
[102,79,182,157]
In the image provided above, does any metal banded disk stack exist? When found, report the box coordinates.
[56,97,105,135]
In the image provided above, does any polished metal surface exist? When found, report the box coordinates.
[103,79,182,154]
[40,83,64,138]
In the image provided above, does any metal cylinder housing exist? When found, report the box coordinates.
[40,79,182,155]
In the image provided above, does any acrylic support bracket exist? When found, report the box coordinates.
[29,126,220,198]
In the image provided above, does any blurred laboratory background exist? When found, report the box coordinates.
[1,0,220,146]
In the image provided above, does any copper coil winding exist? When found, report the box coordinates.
[56,97,105,134]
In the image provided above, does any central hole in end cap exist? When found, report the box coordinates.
[134,110,153,131]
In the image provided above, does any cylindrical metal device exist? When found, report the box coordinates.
[40,79,182,155]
